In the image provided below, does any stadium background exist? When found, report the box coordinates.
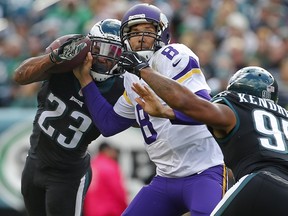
[0,0,287,215]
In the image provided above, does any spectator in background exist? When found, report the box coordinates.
[274,57,288,109]
[1,0,288,109]
[0,34,27,106]
[43,0,93,36]
[84,142,128,216]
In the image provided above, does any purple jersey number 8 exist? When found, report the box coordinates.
[136,45,180,144]
[136,104,157,144]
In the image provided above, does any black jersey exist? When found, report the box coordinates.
[28,73,124,179]
[211,91,288,181]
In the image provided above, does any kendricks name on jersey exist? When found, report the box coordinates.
[237,93,288,117]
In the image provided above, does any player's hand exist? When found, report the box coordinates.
[49,34,88,64]
[73,52,93,87]
[118,51,149,78]
[132,83,175,119]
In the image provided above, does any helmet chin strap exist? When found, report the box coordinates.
[90,71,113,82]
[90,64,119,82]
[124,39,155,61]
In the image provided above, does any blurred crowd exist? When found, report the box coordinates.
[1,0,288,108]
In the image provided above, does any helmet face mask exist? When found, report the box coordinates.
[120,3,170,60]
[227,66,278,103]
[88,19,123,82]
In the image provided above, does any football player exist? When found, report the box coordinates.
[13,19,124,216]
[73,4,226,216]
[129,64,288,215]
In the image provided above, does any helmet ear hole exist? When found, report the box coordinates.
[227,66,278,103]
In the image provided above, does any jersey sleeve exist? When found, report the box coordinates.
[151,44,212,125]
[113,73,139,119]
[82,82,135,136]
[113,91,136,119]
[152,43,211,94]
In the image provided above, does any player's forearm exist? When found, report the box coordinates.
[140,68,234,129]
[13,54,53,85]
[82,82,134,136]
[159,106,176,119]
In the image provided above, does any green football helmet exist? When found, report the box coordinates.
[227,66,278,103]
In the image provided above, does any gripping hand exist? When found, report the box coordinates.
[49,35,88,64]
[118,51,149,78]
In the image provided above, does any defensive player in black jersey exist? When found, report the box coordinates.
[13,19,124,216]
[119,54,288,216]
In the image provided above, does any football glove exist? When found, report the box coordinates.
[49,35,88,64]
[118,51,149,78]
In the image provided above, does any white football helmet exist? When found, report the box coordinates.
[88,19,123,82]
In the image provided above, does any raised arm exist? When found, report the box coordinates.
[135,69,236,137]
[118,51,236,137]
[14,34,90,85]
[133,71,235,137]
[73,52,135,136]
[13,54,54,85]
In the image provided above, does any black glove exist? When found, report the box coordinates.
[49,35,87,64]
[118,51,149,78]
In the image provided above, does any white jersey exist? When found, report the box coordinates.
[114,43,224,177]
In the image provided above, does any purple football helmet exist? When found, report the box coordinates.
[120,3,170,60]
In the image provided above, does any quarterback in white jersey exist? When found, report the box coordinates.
[73,3,226,216]
[115,43,223,177]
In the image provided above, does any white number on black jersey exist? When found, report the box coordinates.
[253,109,288,153]
[38,92,92,149]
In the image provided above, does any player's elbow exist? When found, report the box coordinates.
[100,129,116,137]
[12,72,19,83]
[99,125,122,137]
[13,64,33,85]
[12,71,25,85]
[94,112,134,137]
[99,122,132,137]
